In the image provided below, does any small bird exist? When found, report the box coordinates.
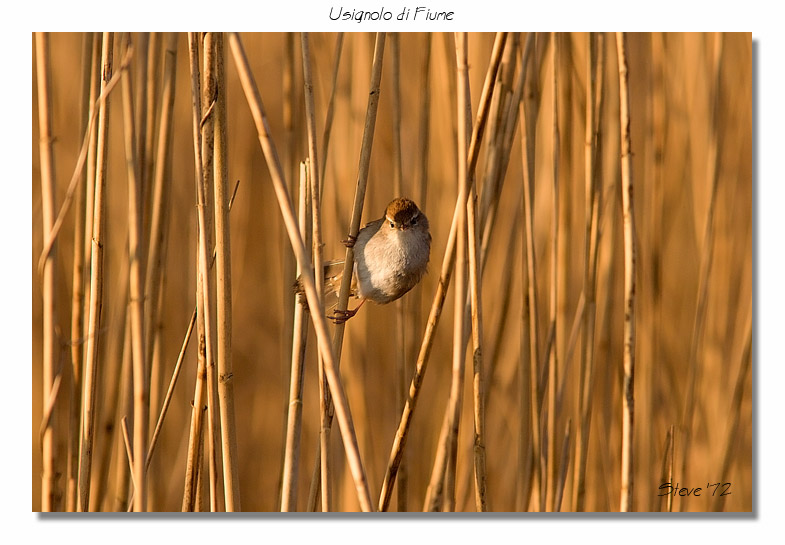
[324,197,431,324]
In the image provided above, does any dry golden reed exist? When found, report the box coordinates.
[32,32,752,512]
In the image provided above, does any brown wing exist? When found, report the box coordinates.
[294,259,357,313]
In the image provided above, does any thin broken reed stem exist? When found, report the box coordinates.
[281,162,311,512]
[66,32,95,513]
[468,174,487,512]
[300,32,332,512]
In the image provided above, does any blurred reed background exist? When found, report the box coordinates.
[32,32,752,512]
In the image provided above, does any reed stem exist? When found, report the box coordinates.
[35,31,58,513]
[209,31,242,512]
[77,32,114,512]
[281,162,311,511]
[120,34,149,512]
[616,31,637,512]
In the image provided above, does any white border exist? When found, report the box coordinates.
[11,0,784,542]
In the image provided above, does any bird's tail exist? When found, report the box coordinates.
[293,259,357,313]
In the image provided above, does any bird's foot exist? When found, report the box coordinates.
[328,299,366,324]
[329,307,358,325]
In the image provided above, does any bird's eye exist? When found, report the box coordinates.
[389,221,395,228]
[411,217,418,226]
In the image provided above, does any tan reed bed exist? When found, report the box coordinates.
[31,32,752,513]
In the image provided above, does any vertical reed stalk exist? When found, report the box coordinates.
[35,31,58,512]
[134,33,150,197]
[279,36,297,502]
[378,32,507,512]
[210,31,241,512]
[330,31,385,364]
[423,31,469,513]
[184,32,220,511]
[512,33,536,513]
[36,44,132,505]
[66,32,95,513]
[388,32,410,512]
[182,308,209,509]
[301,32,327,512]
[144,32,178,399]
[143,32,161,207]
[468,173,487,512]
[228,31,373,512]
[179,34,208,508]
[195,430,207,512]
[120,34,149,512]
[199,32,224,512]
[281,162,311,512]
[616,31,637,512]
[82,34,101,352]
[573,31,602,513]
[316,347,331,510]
[519,33,542,512]
[78,32,113,512]
[415,33,432,211]
[478,34,524,258]
[545,31,560,512]
[319,33,344,199]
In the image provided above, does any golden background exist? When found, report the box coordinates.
[32,32,752,512]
